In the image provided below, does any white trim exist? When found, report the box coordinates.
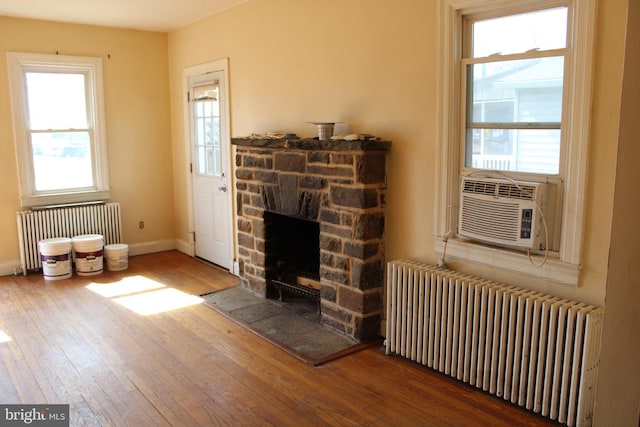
[182,58,235,273]
[175,238,194,257]
[559,0,597,265]
[0,261,23,277]
[127,239,177,257]
[434,238,580,285]
[6,52,110,208]
[435,0,596,285]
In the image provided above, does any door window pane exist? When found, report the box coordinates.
[193,84,221,177]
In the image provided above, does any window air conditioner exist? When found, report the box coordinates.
[458,177,548,250]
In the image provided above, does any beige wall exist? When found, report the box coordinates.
[0,0,636,422]
[168,0,437,270]
[0,17,175,271]
[167,0,626,307]
[594,0,640,424]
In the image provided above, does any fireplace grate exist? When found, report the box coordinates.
[272,280,321,314]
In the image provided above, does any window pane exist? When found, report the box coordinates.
[468,57,564,124]
[212,117,220,147]
[466,128,560,174]
[198,146,206,173]
[25,72,88,130]
[31,132,93,191]
[204,118,214,146]
[472,7,567,57]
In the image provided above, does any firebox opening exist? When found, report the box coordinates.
[264,211,320,300]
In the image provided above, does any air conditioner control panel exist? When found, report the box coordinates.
[521,209,533,239]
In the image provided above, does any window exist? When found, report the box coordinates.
[464,7,566,175]
[435,0,597,285]
[7,52,109,207]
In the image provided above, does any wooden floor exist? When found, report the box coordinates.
[0,251,555,426]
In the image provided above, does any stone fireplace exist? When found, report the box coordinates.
[232,137,391,341]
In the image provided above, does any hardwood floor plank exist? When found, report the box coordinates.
[0,251,554,426]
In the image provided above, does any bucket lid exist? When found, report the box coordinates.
[39,237,72,249]
[72,234,104,241]
[40,237,72,245]
[39,237,72,254]
[105,244,128,251]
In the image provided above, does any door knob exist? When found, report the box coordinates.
[218,183,227,192]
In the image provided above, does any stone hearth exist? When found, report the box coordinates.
[232,137,391,341]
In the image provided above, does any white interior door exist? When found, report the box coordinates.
[189,70,232,270]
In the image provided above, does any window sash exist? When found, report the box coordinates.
[464,6,568,58]
[461,44,566,175]
[467,123,561,129]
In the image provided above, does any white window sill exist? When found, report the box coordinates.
[433,237,580,286]
[21,190,111,209]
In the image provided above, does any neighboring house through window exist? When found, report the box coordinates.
[7,52,109,208]
[435,0,597,285]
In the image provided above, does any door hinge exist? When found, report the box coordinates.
[187,91,190,102]
[192,231,196,243]
[190,163,193,173]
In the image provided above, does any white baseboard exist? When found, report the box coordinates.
[174,238,194,257]
[233,260,240,276]
[0,260,23,277]
[127,239,177,257]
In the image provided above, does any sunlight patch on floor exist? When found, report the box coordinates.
[86,275,203,315]
[86,275,165,298]
[113,288,203,316]
[0,330,11,343]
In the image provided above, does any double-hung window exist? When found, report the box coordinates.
[7,52,110,207]
[464,7,566,175]
[435,0,597,285]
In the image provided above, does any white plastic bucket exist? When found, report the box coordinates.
[39,237,72,280]
[105,244,129,271]
[72,234,104,276]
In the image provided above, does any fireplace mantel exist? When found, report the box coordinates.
[232,137,391,152]
[232,136,391,341]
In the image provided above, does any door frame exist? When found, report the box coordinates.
[182,58,235,272]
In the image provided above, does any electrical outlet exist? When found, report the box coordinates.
[139,220,145,230]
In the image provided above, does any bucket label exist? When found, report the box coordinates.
[75,249,104,275]
[41,254,70,262]
[41,253,71,279]
[75,250,104,259]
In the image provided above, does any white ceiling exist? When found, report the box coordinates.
[0,0,248,32]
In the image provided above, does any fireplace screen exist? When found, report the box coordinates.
[264,211,320,301]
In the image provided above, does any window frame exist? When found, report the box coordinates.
[434,0,597,286]
[7,52,110,208]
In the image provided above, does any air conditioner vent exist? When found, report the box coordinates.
[497,183,536,200]
[460,196,520,242]
[463,179,536,200]
[462,179,497,196]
